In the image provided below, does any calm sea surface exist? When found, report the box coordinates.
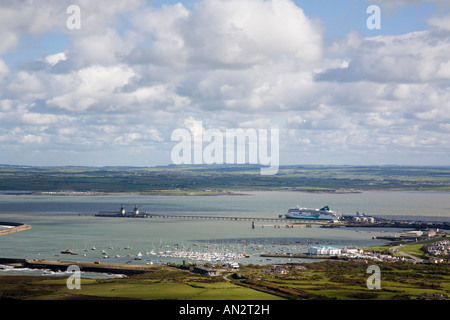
[0,191,449,269]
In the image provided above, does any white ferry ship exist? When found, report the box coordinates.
[285,205,340,221]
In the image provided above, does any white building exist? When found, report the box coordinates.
[401,230,423,238]
[224,262,239,269]
[265,266,287,274]
[341,247,363,254]
[308,246,341,255]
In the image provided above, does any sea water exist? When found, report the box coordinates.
[0,191,449,268]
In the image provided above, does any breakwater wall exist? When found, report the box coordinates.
[0,258,156,275]
[0,222,32,236]
[260,253,345,260]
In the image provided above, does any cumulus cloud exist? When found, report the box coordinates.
[318,30,450,83]
[46,64,135,112]
[129,0,322,67]
[0,59,9,82]
[44,52,67,66]
[373,0,450,11]
[427,13,450,31]
[0,0,449,166]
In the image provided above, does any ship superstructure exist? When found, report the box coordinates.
[95,205,148,218]
[285,205,341,221]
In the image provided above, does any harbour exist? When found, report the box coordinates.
[0,222,32,236]
[94,205,450,230]
[96,210,328,224]
[0,258,154,275]
[1,191,449,268]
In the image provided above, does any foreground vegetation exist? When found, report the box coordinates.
[364,236,449,260]
[1,261,449,300]
[233,261,450,300]
[0,266,280,300]
[1,164,450,194]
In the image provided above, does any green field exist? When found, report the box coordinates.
[364,237,449,260]
[0,266,283,300]
[1,164,450,193]
[234,261,450,300]
[30,279,279,300]
[1,262,449,300]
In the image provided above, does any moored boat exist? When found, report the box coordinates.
[285,206,341,221]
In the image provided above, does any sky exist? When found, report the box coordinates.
[0,0,450,167]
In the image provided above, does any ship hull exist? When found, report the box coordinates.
[285,206,339,221]
[285,213,336,220]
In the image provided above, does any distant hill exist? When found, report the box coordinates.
[0,164,449,193]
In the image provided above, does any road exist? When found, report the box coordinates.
[390,244,423,263]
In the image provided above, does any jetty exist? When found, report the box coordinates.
[94,207,331,225]
[260,253,346,260]
[147,214,329,225]
[0,258,156,275]
[0,222,32,236]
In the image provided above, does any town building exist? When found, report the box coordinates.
[400,230,423,238]
[308,246,341,255]
[265,266,287,274]
[341,247,363,255]
[223,262,239,269]
[193,266,218,276]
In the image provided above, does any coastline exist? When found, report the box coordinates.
[0,258,156,275]
[5,188,450,197]
[6,189,441,197]
[0,223,31,236]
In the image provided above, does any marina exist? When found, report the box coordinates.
[1,191,449,268]
[97,211,329,224]
[94,206,450,230]
[95,203,340,224]
[0,222,32,236]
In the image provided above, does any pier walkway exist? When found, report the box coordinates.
[95,212,331,225]
[0,222,32,236]
[146,214,329,225]
[95,212,330,224]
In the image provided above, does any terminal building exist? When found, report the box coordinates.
[308,246,341,255]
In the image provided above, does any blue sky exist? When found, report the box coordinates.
[0,0,450,167]
[3,1,446,71]
[298,0,441,37]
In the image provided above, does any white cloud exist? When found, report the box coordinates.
[320,30,450,83]
[437,61,450,78]
[1,0,450,166]
[0,0,145,57]
[428,13,450,31]
[0,59,9,82]
[130,0,322,67]
[6,71,46,100]
[0,29,19,54]
[46,64,135,112]
[21,134,44,144]
[21,113,59,125]
[374,0,450,11]
[44,52,67,66]
[69,28,135,67]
